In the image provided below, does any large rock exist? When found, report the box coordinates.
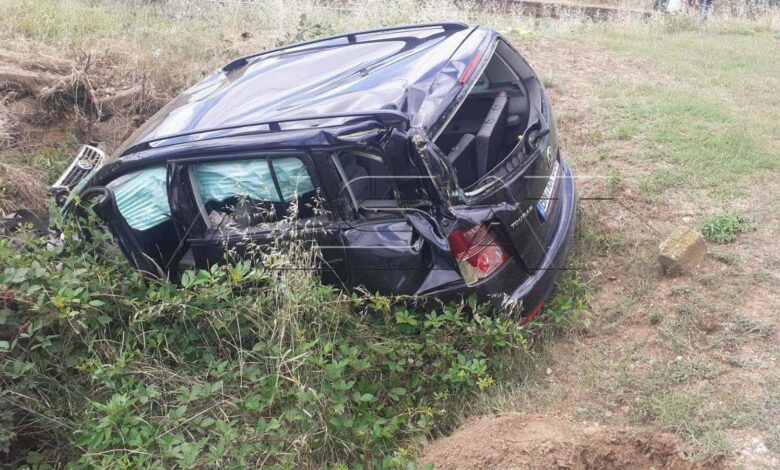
[658,226,706,276]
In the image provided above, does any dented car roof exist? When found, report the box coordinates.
[114,23,495,157]
[113,23,493,158]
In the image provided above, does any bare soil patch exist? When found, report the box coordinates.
[421,413,723,469]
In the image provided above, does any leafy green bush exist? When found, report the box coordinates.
[0,217,541,468]
[699,213,756,243]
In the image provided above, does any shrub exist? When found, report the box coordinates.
[699,212,756,243]
[0,217,535,468]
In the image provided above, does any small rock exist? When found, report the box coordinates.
[658,226,706,276]
[697,313,720,333]
[546,368,552,375]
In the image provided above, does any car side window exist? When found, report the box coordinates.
[107,166,171,231]
[333,152,393,210]
[272,157,315,200]
[190,156,317,230]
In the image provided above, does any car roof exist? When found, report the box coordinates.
[114,23,495,158]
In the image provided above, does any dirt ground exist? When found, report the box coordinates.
[1,26,778,470]
[0,50,156,212]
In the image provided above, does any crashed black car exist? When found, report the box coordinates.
[51,22,576,316]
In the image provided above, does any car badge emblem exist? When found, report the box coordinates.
[76,160,93,171]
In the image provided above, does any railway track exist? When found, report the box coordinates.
[500,1,652,20]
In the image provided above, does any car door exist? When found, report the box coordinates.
[331,150,435,295]
[83,166,188,278]
[167,152,348,285]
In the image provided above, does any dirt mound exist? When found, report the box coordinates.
[420,414,724,469]
[0,52,154,147]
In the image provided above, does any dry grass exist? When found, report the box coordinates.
[0,162,48,214]
[0,0,510,100]
[2,0,773,103]
[0,102,18,149]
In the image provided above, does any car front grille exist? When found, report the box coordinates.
[51,145,107,201]
[53,145,106,189]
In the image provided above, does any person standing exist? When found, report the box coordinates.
[700,0,713,18]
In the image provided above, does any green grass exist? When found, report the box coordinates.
[700,212,756,243]
[636,390,734,456]
[640,168,678,194]
[580,348,736,457]
[572,23,780,197]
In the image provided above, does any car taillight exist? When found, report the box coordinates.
[448,224,512,285]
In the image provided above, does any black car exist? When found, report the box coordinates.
[51,22,576,316]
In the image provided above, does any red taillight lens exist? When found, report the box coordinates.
[459,49,485,84]
[448,224,512,285]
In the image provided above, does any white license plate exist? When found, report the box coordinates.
[537,160,559,221]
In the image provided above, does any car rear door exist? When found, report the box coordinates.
[330,150,434,295]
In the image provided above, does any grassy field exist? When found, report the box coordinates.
[1,1,779,468]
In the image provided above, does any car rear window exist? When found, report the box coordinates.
[334,152,393,208]
[108,166,171,231]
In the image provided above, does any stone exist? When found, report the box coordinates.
[658,226,706,276]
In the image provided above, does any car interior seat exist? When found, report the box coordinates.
[338,154,394,204]
[447,133,477,187]
[475,91,508,177]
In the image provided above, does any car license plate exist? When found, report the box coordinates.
[536,160,559,222]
